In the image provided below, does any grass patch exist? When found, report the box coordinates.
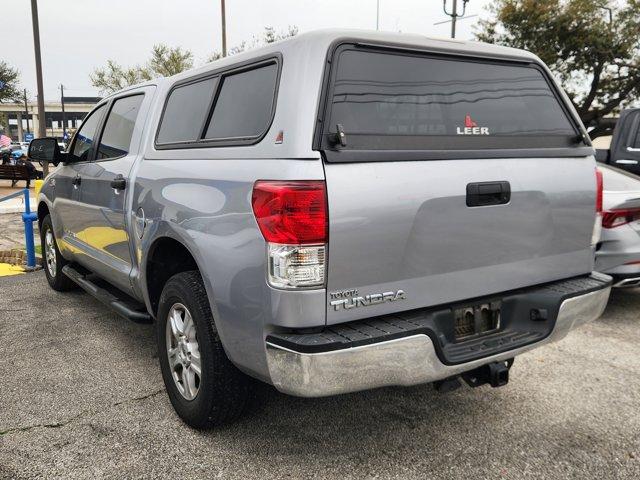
[9,244,42,260]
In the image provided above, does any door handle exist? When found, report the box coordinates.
[466,181,511,207]
[615,159,639,165]
[110,175,127,191]
[72,175,81,187]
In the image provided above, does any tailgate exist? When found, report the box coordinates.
[324,157,596,324]
[316,43,596,324]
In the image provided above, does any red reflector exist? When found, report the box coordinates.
[252,180,327,244]
[596,168,603,213]
[602,208,640,228]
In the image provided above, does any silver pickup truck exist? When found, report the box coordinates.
[29,29,611,428]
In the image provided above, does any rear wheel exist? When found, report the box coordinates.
[40,214,76,291]
[157,271,251,428]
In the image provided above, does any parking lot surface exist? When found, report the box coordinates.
[1,272,638,479]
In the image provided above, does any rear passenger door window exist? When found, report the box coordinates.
[632,129,640,149]
[204,63,278,140]
[625,112,640,150]
[155,58,279,148]
[97,94,144,160]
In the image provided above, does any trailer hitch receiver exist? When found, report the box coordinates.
[462,359,513,388]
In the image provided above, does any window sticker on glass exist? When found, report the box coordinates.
[456,114,490,136]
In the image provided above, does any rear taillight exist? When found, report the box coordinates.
[592,168,604,245]
[252,181,327,244]
[595,168,603,213]
[602,208,640,229]
[252,181,327,288]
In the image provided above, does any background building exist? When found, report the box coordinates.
[0,96,100,142]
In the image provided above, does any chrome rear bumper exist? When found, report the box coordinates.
[266,278,611,397]
[612,276,640,288]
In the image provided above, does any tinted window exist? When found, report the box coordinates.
[205,63,278,140]
[629,114,640,148]
[71,104,107,161]
[157,77,218,144]
[327,49,577,150]
[97,95,144,159]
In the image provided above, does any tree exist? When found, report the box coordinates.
[91,26,298,95]
[207,26,298,62]
[262,25,299,44]
[148,44,194,77]
[476,0,640,138]
[91,44,194,94]
[0,61,21,103]
[90,60,149,94]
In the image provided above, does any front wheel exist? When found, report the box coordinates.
[40,214,77,291]
[157,271,252,428]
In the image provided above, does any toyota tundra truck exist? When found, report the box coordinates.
[29,29,611,428]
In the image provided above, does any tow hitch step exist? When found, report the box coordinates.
[62,265,152,323]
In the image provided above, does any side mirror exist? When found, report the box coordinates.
[28,137,66,166]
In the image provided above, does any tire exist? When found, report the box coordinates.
[40,214,77,291]
[157,271,251,428]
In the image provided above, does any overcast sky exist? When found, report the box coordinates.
[4,0,492,101]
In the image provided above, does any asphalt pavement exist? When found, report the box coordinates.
[0,272,638,479]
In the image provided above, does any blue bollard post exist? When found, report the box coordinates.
[21,188,38,269]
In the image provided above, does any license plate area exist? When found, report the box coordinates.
[453,301,501,340]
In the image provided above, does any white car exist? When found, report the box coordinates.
[596,164,640,287]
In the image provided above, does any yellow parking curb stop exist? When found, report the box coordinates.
[0,263,25,277]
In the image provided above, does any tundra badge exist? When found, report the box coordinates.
[329,289,406,311]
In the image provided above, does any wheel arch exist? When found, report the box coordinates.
[144,235,204,318]
[37,201,50,229]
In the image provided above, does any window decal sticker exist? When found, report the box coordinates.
[464,115,478,128]
[457,114,489,135]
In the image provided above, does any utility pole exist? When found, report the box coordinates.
[60,84,67,141]
[376,0,380,30]
[23,89,30,134]
[443,0,469,39]
[221,0,227,57]
[30,0,48,176]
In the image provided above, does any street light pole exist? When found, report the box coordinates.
[376,0,380,30]
[60,84,67,141]
[451,0,457,38]
[221,0,227,57]
[23,89,30,134]
[443,0,469,39]
[30,0,48,176]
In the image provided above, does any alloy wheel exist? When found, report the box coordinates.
[45,229,57,277]
[166,303,202,400]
